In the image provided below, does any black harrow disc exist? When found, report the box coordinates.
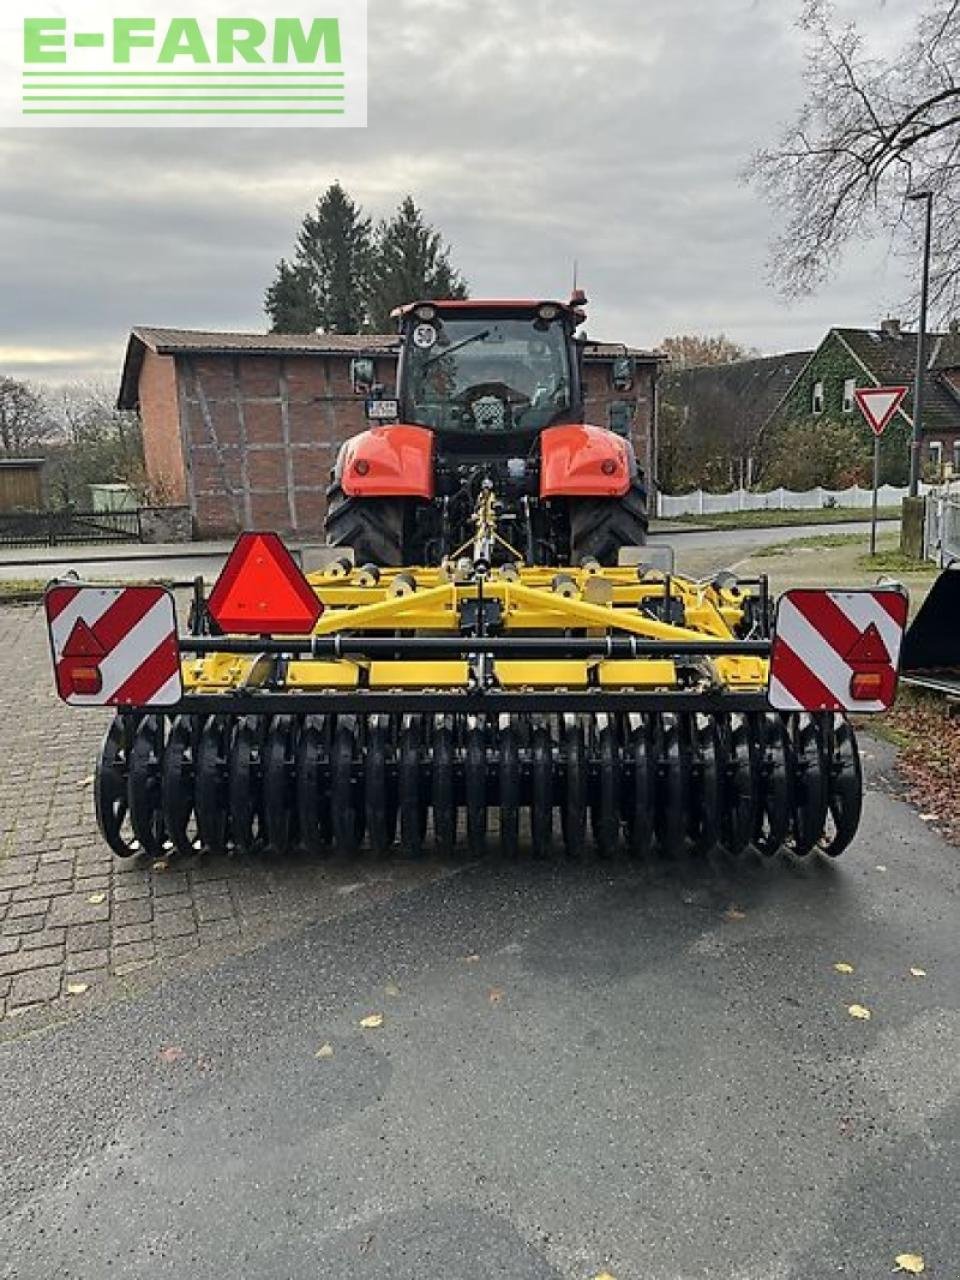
[331,716,364,856]
[263,715,298,856]
[690,716,721,856]
[717,715,755,859]
[399,715,427,857]
[654,713,687,857]
[623,716,654,859]
[95,714,140,858]
[590,714,621,858]
[561,715,588,858]
[751,714,792,858]
[498,716,520,860]
[821,717,863,858]
[365,714,397,857]
[229,715,268,856]
[161,715,202,857]
[788,715,830,858]
[296,715,332,854]
[530,719,554,856]
[195,714,233,855]
[465,718,488,858]
[128,714,169,859]
[432,716,457,855]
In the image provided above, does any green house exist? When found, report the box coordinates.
[768,320,960,481]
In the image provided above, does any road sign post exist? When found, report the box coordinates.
[854,386,909,557]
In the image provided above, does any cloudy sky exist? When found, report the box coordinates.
[0,0,923,387]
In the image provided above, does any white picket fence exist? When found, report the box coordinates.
[657,483,932,518]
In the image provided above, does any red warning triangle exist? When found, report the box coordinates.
[207,531,322,634]
[62,618,107,659]
[844,622,889,666]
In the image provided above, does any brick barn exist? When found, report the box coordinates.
[119,327,662,538]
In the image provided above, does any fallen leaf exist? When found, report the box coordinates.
[593,1273,618,1280]
[153,859,170,872]
[488,987,505,1005]
[847,1004,872,1021]
[65,982,89,996]
[463,953,480,964]
[893,1252,925,1274]
[838,1116,855,1138]
[359,1013,383,1029]
[315,1043,334,1060]
[384,980,401,997]
[909,967,927,978]
[86,892,106,905]
[833,962,855,975]
[77,776,94,789]
[723,906,746,922]
[158,1045,186,1064]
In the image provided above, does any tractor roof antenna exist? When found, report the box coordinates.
[569,259,587,310]
[568,259,591,309]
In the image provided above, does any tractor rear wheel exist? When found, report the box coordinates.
[324,482,407,566]
[568,477,648,566]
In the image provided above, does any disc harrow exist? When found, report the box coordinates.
[95,708,862,863]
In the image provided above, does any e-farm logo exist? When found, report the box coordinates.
[0,1,367,127]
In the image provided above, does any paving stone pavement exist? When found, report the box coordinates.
[0,600,449,1023]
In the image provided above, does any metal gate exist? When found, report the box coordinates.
[0,509,142,549]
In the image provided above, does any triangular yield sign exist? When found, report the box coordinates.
[845,622,890,666]
[207,531,322,634]
[62,617,107,659]
[854,385,908,437]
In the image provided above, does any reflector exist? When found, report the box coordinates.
[208,532,323,634]
[849,670,886,701]
[66,662,103,696]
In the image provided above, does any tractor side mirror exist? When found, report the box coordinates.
[351,358,376,394]
[612,355,635,392]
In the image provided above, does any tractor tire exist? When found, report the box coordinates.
[568,478,648,567]
[324,482,407,566]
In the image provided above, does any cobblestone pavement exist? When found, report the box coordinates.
[0,600,449,1023]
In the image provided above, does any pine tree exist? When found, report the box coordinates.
[264,259,318,334]
[265,182,373,333]
[368,197,468,332]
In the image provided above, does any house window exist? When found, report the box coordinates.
[842,378,856,413]
[929,441,943,472]
[812,380,824,415]
[953,440,960,474]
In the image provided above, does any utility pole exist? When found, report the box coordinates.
[907,190,933,497]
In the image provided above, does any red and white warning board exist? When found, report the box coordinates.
[768,587,908,713]
[45,584,181,708]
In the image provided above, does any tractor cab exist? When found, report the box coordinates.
[390,299,584,441]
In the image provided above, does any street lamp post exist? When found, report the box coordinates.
[908,190,933,497]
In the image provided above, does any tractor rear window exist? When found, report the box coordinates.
[403,316,571,433]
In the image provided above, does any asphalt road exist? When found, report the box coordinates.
[0,520,893,584]
[1,740,957,1280]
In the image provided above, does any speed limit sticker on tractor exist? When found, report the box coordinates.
[768,588,908,713]
[45,584,181,708]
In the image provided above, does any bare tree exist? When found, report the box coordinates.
[748,1,960,314]
[0,376,54,454]
[659,333,756,369]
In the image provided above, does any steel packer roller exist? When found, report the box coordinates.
[44,514,910,865]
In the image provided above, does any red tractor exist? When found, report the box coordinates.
[324,296,649,566]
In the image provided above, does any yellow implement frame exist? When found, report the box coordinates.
[183,561,769,698]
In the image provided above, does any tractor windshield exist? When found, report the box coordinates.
[403,315,571,434]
